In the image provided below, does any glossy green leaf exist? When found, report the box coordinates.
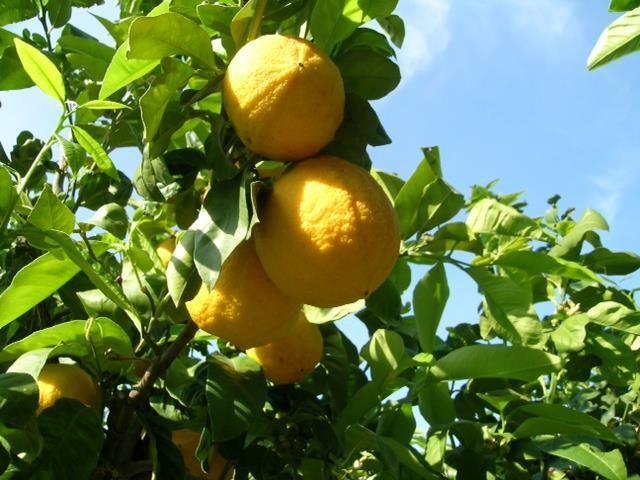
[71,125,119,180]
[0,164,17,218]
[13,38,65,103]
[550,209,609,258]
[378,14,405,47]
[467,198,542,238]
[0,0,38,26]
[99,40,159,99]
[587,301,640,335]
[551,314,589,353]
[128,12,216,70]
[538,439,627,480]
[303,299,365,324]
[84,203,128,239]
[429,345,561,382]
[582,247,640,275]
[77,100,130,110]
[588,7,640,69]
[55,135,87,173]
[413,263,449,353]
[48,0,72,27]
[494,250,602,283]
[610,0,640,11]
[0,251,80,329]
[419,381,455,427]
[361,329,410,383]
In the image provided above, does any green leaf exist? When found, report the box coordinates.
[550,209,609,258]
[377,403,415,445]
[336,382,383,431]
[138,413,186,479]
[128,12,216,70]
[378,14,405,47]
[0,46,34,90]
[99,40,159,100]
[429,345,561,382]
[587,301,640,335]
[0,251,80,329]
[84,203,128,239]
[140,58,194,141]
[197,3,237,36]
[55,135,86,173]
[466,198,542,238]
[0,164,17,219]
[335,47,400,100]
[413,263,449,353]
[13,38,65,103]
[0,373,38,426]
[586,330,635,386]
[206,355,267,442]
[381,436,439,480]
[0,0,38,26]
[71,125,119,180]
[77,100,130,110]
[551,314,589,353]
[230,0,262,49]
[493,251,602,284]
[610,0,640,11]
[361,329,410,383]
[0,318,134,369]
[42,230,143,331]
[467,267,541,347]
[191,171,250,290]
[512,403,620,444]
[582,247,640,275]
[27,185,75,234]
[47,0,72,28]
[32,400,105,479]
[538,439,627,480]
[419,381,455,427]
[303,299,365,324]
[588,7,640,69]
[394,147,442,238]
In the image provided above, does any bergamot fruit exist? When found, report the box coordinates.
[156,236,175,269]
[223,34,344,161]
[37,363,100,414]
[172,429,233,480]
[186,238,300,349]
[254,156,400,307]
[247,313,323,385]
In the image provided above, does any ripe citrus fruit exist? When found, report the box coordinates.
[172,429,233,480]
[254,156,401,307]
[247,313,323,385]
[186,238,300,349]
[156,236,175,269]
[223,34,344,161]
[37,363,100,414]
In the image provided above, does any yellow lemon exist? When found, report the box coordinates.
[186,238,300,349]
[254,156,400,307]
[157,236,176,269]
[37,363,100,414]
[172,429,233,480]
[223,34,344,161]
[247,313,323,385]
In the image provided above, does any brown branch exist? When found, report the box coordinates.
[106,321,199,470]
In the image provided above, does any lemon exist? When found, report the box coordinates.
[223,34,344,161]
[156,237,176,269]
[186,238,300,349]
[247,313,323,385]
[254,156,400,307]
[37,363,100,414]
[172,429,233,480]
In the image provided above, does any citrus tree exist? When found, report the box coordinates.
[0,1,639,479]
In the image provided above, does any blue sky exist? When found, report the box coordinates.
[1,0,639,348]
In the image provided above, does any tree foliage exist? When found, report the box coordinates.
[0,0,638,479]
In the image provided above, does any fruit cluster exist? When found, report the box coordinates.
[184,34,400,386]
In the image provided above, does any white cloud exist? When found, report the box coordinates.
[396,0,451,81]
[588,161,639,222]
[507,0,574,44]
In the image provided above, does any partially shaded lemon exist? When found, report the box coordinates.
[172,429,233,480]
[37,363,100,414]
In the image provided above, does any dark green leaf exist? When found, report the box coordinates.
[538,439,627,480]
[587,301,640,335]
[0,164,17,219]
[419,381,455,427]
[84,203,128,239]
[551,314,589,353]
[610,0,640,11]
[0,373,38,426]
[335,47,400,100]
[47,0,72,27]
[582,247,640,275]
[361,329,410,383]
[0,46,34,90]
[378,14,405,47]
[494,251,602,283]
[0,0,38,26]
[55,135,86,173]
[206,355,267,442]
